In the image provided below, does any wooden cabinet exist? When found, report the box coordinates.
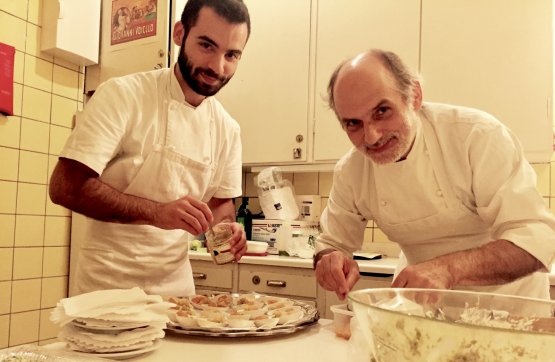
[420,0,552,163]
[190,260,237,293]
[215,0,312,164]
[238,264,317,300]
[313,0,421,162]
[322,273,393,319]
[551,286,555,300]
[221,0,552,166]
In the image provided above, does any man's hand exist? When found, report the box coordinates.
[153,196,213,236]
[391,259,454,289]
[315,250,360,300]
[226,222,247,261]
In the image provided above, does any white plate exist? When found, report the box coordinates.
[72,319,149,331]
[71,340,160,360]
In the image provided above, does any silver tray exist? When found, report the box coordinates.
[165,295,319,337]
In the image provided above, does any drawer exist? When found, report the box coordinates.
[238,265,316,298]
[191,261,234,290]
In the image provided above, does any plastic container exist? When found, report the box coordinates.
[330,304,354,340]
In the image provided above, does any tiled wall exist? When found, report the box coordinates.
[0,0,82,349]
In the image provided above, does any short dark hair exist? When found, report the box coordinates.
[180,0,251,39]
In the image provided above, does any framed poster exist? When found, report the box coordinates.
[111,0,158,45]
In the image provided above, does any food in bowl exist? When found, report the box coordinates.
[348,288,555,362]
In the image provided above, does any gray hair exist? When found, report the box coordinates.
[327,49,420,116]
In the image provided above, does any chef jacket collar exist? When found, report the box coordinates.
[169,64,211,109]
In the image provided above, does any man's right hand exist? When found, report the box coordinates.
[49,158,213,235]
[153,196,213,236]
[314,250,360,300]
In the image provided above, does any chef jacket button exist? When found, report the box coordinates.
[380,200,387,207]
[436,189,443,197]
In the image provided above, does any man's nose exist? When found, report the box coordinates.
[207,55,225,76]
[364,124,382,145]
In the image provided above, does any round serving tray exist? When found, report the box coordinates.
[165,296,319,338]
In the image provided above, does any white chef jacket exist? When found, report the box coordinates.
[61,66,242,296]
[316,102,555,298]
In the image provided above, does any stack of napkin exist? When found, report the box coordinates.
[50,287,174,354]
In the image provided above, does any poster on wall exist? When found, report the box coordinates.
[111,0,158,46]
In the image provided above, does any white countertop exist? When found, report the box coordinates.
[189,251,398,274]
[190,252,555,286]
[43,320,351,362]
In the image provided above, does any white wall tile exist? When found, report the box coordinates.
[14,215,44,247]
[18,150,48,184]
[0,214,15,247]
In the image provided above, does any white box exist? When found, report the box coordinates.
[252,219,320,255]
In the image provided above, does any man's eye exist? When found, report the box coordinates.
[199,42,212,50]
[343,119,362,131]
[375,106,390,119]
[226,52,241,61]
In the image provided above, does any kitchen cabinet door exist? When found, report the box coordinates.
[421,0,553,162]
[313,0,421,162]
[215,0,311,164]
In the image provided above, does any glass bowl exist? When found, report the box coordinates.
[348,288,555,362]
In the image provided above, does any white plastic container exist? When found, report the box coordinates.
[330,304,354,340]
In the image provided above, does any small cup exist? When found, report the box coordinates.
[205,223,236,265]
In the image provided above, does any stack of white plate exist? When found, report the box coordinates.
[51,287,174,359]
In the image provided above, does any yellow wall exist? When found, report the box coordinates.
[0,0,81,348]
[0,0,554,350]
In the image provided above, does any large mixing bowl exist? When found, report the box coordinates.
[348,288,555,362]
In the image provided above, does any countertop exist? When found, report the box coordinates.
[189,251,398,275]
[44,320,352,362]
[190,251,555,286]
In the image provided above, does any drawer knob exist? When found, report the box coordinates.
[252,275,261,285]
[193,272,207,280]
[267,280,286,288]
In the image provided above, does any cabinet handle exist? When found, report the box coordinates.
[252,275,261,285]
[293,148,302,159]
[267,280,286,288]
[193,272,207,280]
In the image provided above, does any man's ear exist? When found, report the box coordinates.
[411,81,423,111]
[173,21,184,46]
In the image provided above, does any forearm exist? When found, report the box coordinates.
[49,158,159,225]
[78,177,160,224]
[207,197,236,224]
[442,239,545,286]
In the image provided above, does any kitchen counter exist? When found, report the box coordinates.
[43,320,352,362]
[190,251,555,286]
[189,251,398,275]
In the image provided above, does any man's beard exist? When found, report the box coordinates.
[361,108,416,164]
[177,40,231,97]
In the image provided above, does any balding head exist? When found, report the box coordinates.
[327,49,421,119]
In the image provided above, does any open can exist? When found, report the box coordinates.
[205,223,236,265]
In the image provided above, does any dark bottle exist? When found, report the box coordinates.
[236,197,253,240]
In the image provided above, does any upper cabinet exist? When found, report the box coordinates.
[216,0,312,164]
[313,0,421,162]
[228,0,552,165]
[421,0,553,163]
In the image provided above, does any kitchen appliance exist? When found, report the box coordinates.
[348,288,555,361]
